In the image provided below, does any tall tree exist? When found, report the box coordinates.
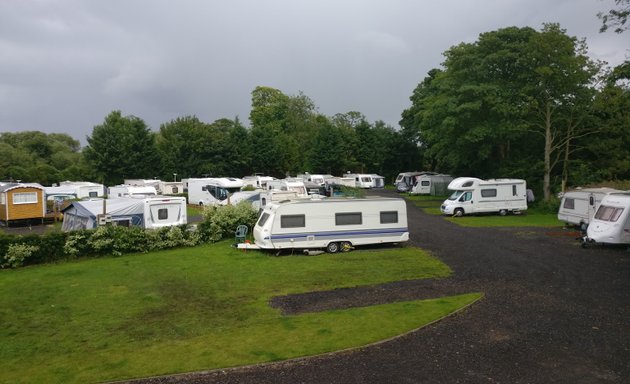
[598,0,630,33]
[84,111,160,185]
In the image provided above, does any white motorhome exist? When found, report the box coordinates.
[440,177,528,216]
[411,174,453,196]
[239,197,409,253]
[242,175,275,190]
[585,193,630,245]
[187,177,244,206]
[558,187,622,230]
[108,185,158,198]
[61,196,187,231]
[347,173,374,189]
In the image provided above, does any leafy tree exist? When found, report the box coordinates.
[598,0,630,33]
[84,111,160,186]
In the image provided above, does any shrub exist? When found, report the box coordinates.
[198,202,258,242]
[2,243,39,268]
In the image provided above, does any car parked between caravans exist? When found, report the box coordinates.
[585,192,630,246]
[440,177,528,216]
[239,197,408,253]
[558,187,622,230]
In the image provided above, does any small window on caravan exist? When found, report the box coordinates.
[563,198,575,210]
[281,214,305,228]
[336,212,362,225]
[89,191,98,197]
[172,187,178,194]
[512,185,517,196]
[258,212,270,227]
[380,211,398,224]
[481,189,497,198]
[158,208,168,220]
[421,181,430,186]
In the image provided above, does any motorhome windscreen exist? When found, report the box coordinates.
[594,206,624,222]
[448,190,464,200]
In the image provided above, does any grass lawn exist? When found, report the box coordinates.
[405,194,562,227]
[0,243,480,384]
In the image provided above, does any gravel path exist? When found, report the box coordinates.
[123,190,630,384]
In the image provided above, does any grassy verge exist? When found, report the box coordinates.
[0,243,479,384]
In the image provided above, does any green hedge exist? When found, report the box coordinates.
[0,202,259,269]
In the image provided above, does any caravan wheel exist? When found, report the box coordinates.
[499,209,508,216]
[326,242,340,253]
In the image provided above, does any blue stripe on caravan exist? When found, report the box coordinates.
[270,227,408,240]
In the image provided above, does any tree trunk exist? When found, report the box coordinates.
[543,104,552,201]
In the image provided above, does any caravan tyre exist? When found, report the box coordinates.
[326,242,340,253]
[499,209,508,216]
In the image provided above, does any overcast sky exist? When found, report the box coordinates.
[1,0,628,145]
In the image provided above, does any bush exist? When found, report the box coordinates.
[198,202,258,242]
[2,243,39,268]
[531,196,561,214]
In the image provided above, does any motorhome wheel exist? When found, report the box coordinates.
[499,209,507,216]
[453,208,464,217]
[326,242,340,253]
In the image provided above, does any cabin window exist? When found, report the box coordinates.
[0,194,4,204]
[158,208,168,220]
[421,181,430,186]
[563,198,575,210]
[481,189,497,198]
[380,211,398,224]
[512,185,517,196]
[258,212,270,227]
[89,191,98,197]
[336,212,362,225]
[595,206,624,222]
[281,214,305,228]
[460,191,472,202]
[13,192,38,204]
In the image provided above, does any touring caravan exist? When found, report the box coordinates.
[370,174,385,189]
[440,177,528,216]
[410,174,453,196]
[558,187,622,230]
[297,173,327,186]
[57,181,106,199]
[346,174,374,189]
[238,197,409,253]
[267,179,308,196]
[187,177,244,206]
[395,171,428,192]
[242,175,275,190]
[584,193,630,245]
[61,196,187,231]
[108,185,158,198]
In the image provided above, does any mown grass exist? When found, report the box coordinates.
[405,194,562,227]
[0,243,479,384]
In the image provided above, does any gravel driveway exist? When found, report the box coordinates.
[123,190,630,384]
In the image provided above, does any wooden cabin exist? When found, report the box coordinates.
[0,183,46,226]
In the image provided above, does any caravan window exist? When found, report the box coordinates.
[481,189,497,198]
[281,214,305,228]
[595,206,624,222]
[563,198,575,210]
[89,191,98,197]
[512,185,517,196]
[257,212,270,227]
[421,181,430,186]
[158,208,168,220]
[380,211,398,224]
[336,212,362,225]
[172,187,179,194]
[13,192,38,204]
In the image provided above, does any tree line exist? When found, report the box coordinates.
[1,24,628,201]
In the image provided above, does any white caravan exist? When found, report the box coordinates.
[557,187,622,230]
[267,179,308,196]
[297,173,327,186]
[242,175,275,190]
[440,177,528,216]
[61,196,187,231]
[370,174,385,189]
[56,181,106,199]
[347,173,374,189]
[187,177,244,206]
[239,197,409,252]
[411,174,453,196]
[108,185,158,198]
[394,171,426,192]
[585,193,630,245]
